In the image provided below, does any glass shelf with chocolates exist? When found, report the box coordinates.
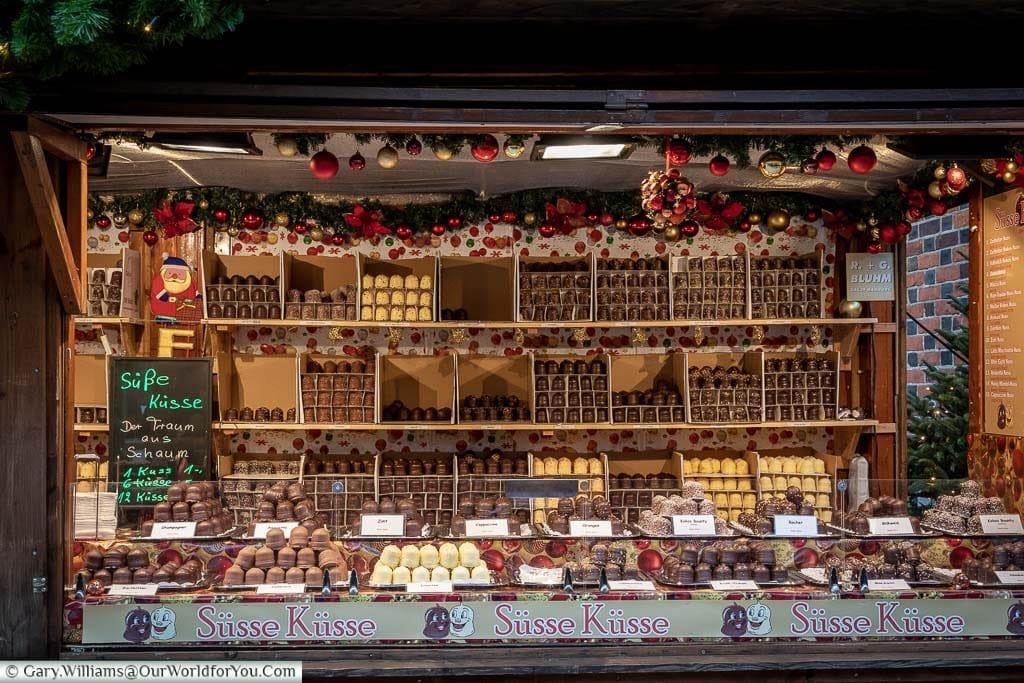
[75,545,209,593]
[217,526,348,590]
[517,256,593,322]
[351,495,440,539]
[632,480,736,538]
[449,452,533,537]
[526,453,627,536]
[366,541,500,588]
[750,253,823,320]
[828,492,929,537]
[300,353,376,424]
[763,352,839,422]
[206,274,283,320]
[303,457,377,535]
[134,482,238,540]
[512,541,642,587]
[797,545,956,587]
[964,541,1024,587]
[658,539,796,586]
[731,484,834,537]
[226,480,325,534]
[672,254,748,321]
[595,256,670,323]
[920,479,1014,536]
[372,455,455,534]
[532,355,610,425]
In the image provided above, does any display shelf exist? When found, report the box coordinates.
[204,317,878,330]
[74,423,110,432]
[212,419,881,432]
[73,316,146,326]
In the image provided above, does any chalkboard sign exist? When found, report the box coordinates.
[109,358,213,506]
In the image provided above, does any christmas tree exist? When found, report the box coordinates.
[907,289,969,510]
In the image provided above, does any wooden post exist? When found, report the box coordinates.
[968,184,984,434]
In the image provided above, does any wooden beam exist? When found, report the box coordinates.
[10,132,83,314]
[27,117,87,163]
[65,159,88,297]
[968,184,983,434]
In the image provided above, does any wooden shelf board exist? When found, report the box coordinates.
[213,419,880,432]
[73,316,145,326]
[205,317,878,330]
[73,423,109,432]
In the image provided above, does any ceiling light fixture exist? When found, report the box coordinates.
[531,134,635,161]
[147,132,262,156]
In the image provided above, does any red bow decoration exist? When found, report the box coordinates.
[545,197,588,235]
[344,205,391,239]
[153,202,198,238]
[693,194,745,233]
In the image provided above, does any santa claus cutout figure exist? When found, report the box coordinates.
[151,254,199,321]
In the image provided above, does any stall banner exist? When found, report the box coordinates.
[84,598,1024,644]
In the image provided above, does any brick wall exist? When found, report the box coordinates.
[905,206,970,397]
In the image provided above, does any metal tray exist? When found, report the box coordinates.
[824,523,936,538]
[795,567,954,587]
[130,526,242,542]
[654,569,804,588]
[533,523,635,538]
[628,523,736,539]
[433,523,535,539]
[920,522,1023,538]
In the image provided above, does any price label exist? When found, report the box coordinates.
[773,515,819,537]
[867,579,911,591]
[150,522,197,539]
[465,518,510,537]
[406,581,453,593]
[979,514,1024,535]
[607,580,657,591]
[108,584,158,596]
[569,520,613,537]
[256,583,306,595]
[995,571,1024,585]
[671,515,717,536]
[866,517,916,535]
[359,515,406,536]
[710,580,759,591]
[251,522,299,539]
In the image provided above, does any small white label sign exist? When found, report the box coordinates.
[607,580,657,591]
[150,522,197,539]
[406,581,453,593]
[774,515,819,537]
[866,517,916,535]
[569,520,613,536]
[465,518,510,537]
[671,515,717,536]
[710,580,759,591]
[251,522,299,539]
[995,571,1024,585]
[359,515,406,536]
[256,583,306,595]
[108,584,158,596]
[867,579,911,591]
[979,514,1024,535]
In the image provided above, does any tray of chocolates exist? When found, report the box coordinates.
[518,258,592,322]
[237,480,329,538]
[381,400,452,423]
[75,546,209,594]
[749,254,822,320]
[611,380,685,424]
[534,495,631,538]
[763,355,838,422]
[365,542,505,588]
[459,394,531,423]
[756,455,833,523]
[797,549,955,587]
[686,363,762,424]
[285,285,357,321]
[963,542,1024,586]
[533,356,610,425]
[301,354,375,424]
[730,487,835,538]
[595,256,669,322]
[134,482,238,540]
[512,541,640,587]
[446,494,534,538]
[360,272,434,323]
[347,496,438,539]
[215,526,349,591]
[206,274,282,320]
[657,541,799,587]
[920,480,1013,536]
[222,406,295,423]
[87,266,126,317]
[375,456,454,529]
[827,495,931,537]
[454,451,531,530]
[671,255,747,321]
[632,482,735,538]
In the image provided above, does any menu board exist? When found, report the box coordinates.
[982,189,1024,435]
[109,358,213,506]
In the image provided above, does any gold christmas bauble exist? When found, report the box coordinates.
[758,151,787,178]
[933,165,947,180]
[274,212,290,227]
[503,138,526,159]
[806,226,818,238]
[276,136,299,157]
[377,145,399,169]
[227,226,240,237]
[523,212,537,226]
[433,144,454,161]
[349,236,361,247]
[87,209,95,221]
[980,159,998,175]
[198,199,209,210]
[112,213,128,227]
[837,299,863,318]
[127,208,144,225]
[766,209,791,231]
[615,218,628,230]
[266,232,279,245]
[309,226,324,241]
[868,215,879,227]
[430,236,442,247]
[855,221,868,232]
[664,224,681,242]
[928,181,944,199]
[1003,170,1017,183]
[870,227,880,241]
[747,212,762,225]
[1007,160,1020,174]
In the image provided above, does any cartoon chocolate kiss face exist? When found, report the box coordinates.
[423,604,451,639]
[1007,602,1024,635]
[150,607,177,641]
[123,607,151,643]
[721,603,748,637]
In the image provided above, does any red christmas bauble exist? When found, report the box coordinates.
[946,165,968,192]
[471,135,500,162]
[867,243,883,254]
[815,149,837,171]
[538,223,557,238]
[241,209,264,230]
[395,225,413,240]
[348,152,366,171]
[897,221,912,237]
[331,234,345,246]
[879,224,899,244]
[586,212,599,224]
[488,213,502,224]
[906,206,923,220]
[447,216,462,229]
[502,210,517,224]
[805,210,819,222]
[679,219,701,238]
[310,150,340,179]
[627,214,653,237]
[405,137,423,156]
[847,145,877,174]
[85,143,96,161]
[599,213,614,226]
[142,230,159,246]
[213,208,229,223]
[737,220,751,233]
[928,200,948,216]
[293,221,308,234]
[96,215,112,229]
[708,155,730,176]
[431,223,446,236]
[667,139,691,166]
